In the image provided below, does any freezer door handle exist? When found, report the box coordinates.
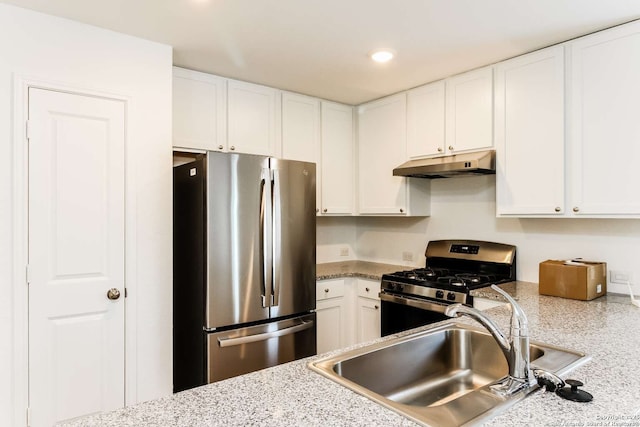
[272,168,281,307]
[217,320,314,348]
[259,167,273,307]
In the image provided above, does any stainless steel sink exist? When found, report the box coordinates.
[309,322,589,426]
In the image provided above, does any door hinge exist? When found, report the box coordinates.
[25,264,30,285]
[26,407,31,427]
[25,120,31,140]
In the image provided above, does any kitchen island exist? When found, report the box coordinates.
[60,280,640,427]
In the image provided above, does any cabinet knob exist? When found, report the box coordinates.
[217,145,223,150]
[555,207,561,212]
[230,146,236,151]
[399,208,404,213]
[324,288,329,293]
[365,287,370,292]
[448,146,454,151]
[316,209,319,213]
[437,147,443,152]
[323,208,328,213]
[374,305,379,310]
[573,207,579,213]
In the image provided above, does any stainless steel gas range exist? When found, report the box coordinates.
[379,240,516,336]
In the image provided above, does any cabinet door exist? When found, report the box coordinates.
[320,101,355,215]
[282,92,321,210]
[446,66,493,153]
[357,93,407,215]
[569,21,640,216]
[355,279,381,343]
[316,279,348,354]
[228,80,279,156]
[356,297,381,343]
[172,67,227,151]
[407,80,446,158]
[282,92,320,163]
[495,46,565,216]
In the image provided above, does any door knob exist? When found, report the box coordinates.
[107,288,121,300]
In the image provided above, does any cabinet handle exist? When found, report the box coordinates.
[374,305,379,310]
[448,145,454,151]
[365,287,370,292]
[217,145,223,150]
[573,207,579,213]
[323,208,328,213]
[399,208,404,213]
[437,147,443,152]
[324,288,329,293]
[555,207,561,212]
[230,146,236,151]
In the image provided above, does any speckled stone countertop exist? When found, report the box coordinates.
[316,260,407,281]
[60,281,640,427]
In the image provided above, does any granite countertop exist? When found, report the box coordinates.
[60,279,640,427]
[316,260,408,281]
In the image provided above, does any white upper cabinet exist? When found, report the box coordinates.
[172,67,227,151]
[281,92,321,211]
[445,66,494,154]
[227,79,280,156]
[281,92,320,163]
[568,20,640,216]
[495,45,565,216]
[320,101,355,215]
[406,80,446,158]
[357,93,430,216]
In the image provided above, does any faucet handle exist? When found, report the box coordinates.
[533,368,565,392]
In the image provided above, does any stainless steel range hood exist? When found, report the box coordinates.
[393,150,496,179]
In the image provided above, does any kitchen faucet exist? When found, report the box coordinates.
[444,285,537,396]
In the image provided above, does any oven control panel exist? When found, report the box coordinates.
[380,280,468,305]
[450,244,479,254]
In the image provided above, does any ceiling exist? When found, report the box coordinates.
[3,0,640,104]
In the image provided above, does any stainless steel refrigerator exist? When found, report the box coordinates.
[173,151,317,392]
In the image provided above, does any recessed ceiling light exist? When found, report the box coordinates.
[370,49,395,63]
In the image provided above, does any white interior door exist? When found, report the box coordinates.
[28,88,126,426]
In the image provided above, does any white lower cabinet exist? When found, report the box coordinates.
[355,279,381,343]
[316,278,381,354]
[315,279,349,354]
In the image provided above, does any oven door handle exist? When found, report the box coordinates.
[379,292,451,314]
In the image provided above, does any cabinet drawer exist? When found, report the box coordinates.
[356,280,381,299]
[316,279,345,300]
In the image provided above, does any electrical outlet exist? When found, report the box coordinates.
[402,251,414,262]
[339,247,349,257]
[610,270,632,284]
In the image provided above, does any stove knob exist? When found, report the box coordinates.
[435,290,444,299]
[447,292,456,301]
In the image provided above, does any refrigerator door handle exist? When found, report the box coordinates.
[272,168,281,307]
[260,167,273,308]
[216,320,314,348]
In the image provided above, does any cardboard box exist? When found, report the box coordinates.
[539,260,607,300]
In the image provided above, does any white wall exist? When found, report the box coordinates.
[317,217,358,262]
[0,4,172,426]
[316,175,640,296]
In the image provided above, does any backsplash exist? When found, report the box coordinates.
[317,175,640,295]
